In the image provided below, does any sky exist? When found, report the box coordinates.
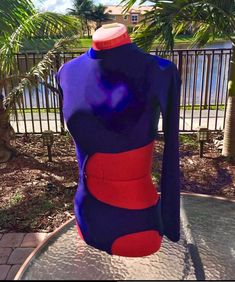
[33,0,145,14]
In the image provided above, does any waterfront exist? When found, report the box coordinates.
[8,41,232,133]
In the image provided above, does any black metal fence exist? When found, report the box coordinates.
[156,48,231,132]
[3,47,231,134]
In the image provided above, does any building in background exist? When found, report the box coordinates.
[103,5,153,28]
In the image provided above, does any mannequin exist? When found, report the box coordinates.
[92,23,131,50]
[56,23,181,257]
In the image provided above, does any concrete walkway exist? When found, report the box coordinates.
[10,109,225,133]
[0,233,51,280]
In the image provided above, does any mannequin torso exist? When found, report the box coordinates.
[56,24,181,257]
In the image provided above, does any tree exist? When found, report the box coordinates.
[68,1,111,35]
[91,4,111,30]
[122,0,235,159]
[0,0,81,163]
[67,0,94,37]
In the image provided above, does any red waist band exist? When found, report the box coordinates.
[84,141,159,209]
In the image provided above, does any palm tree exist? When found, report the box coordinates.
[67,0,94,37]
[0,0,81,163]
[91,4,111,30]
[122,0,235,159]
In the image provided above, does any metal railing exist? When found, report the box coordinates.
[155,48,231,132]
[3,47,231,134]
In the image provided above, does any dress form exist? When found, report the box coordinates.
[92,23,131,50]
[85,23,164,257]
[55,22,181,257]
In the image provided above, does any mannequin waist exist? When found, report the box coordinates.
[84,141,159,209]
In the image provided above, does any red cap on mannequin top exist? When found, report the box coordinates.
[92,23,131,51]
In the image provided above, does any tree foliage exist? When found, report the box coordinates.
[121,0,235,157]
[121,0,235,51]
[0,0,82,163]
[0,0,81,74]
[67,0,110,36]
[91,4,111,30]
[2,35,80,113]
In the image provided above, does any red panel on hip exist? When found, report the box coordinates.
[75,221,84,241]
[111,230,163,257]
[85,141,159,209]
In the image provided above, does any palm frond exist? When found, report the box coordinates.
[0,12,81,74]
[132,24,157,52]
[190,23,214,48]
[120,0,138,14]
[3,35,80,118]
[0,0,35,33]
[124,0,235,51]
[130,1,176,50]
[120,0,157,14]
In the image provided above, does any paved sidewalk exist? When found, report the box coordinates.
[0,232,51,280]
[10,109,225,133]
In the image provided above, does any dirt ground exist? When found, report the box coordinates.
[0,131,234,233]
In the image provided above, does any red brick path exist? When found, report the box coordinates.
[0,233,50,280]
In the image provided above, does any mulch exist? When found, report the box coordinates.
[0,132,234,233]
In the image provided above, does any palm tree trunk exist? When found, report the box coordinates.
[96,20,102,30]
[222,44,235,158]
[80,20,85,37]
[0,92,16,163]
[85,20,90,37]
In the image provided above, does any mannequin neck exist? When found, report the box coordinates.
[92,23,132,51]
[92,31,131,50]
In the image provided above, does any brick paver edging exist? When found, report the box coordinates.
[0,233,50,280]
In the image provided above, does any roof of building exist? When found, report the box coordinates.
[104,5,153,15]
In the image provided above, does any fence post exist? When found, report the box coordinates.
[55,53,65,134]
[203,53,211,109]
[178,50,183,78]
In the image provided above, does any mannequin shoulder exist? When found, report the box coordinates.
[149,54,175,72]
[57,53,87,75]
[145,54,181,86]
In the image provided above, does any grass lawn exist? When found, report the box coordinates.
[11,104,225,115]
[181,105,225,110]
[19,38,91,52]
[18,35,229,52]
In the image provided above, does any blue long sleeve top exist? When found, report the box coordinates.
[56,42,181,253]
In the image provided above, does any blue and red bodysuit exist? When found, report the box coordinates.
[56,43,181,257]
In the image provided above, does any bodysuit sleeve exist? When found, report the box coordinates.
[153,61,182,242]
[55,65,64,99]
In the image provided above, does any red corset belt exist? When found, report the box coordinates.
[84,140,159,210]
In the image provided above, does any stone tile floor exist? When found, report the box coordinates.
[0,233,51,280]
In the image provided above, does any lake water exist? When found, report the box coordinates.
[153,41,232,105]
[174,41,232,50]
[18,41,232,109]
